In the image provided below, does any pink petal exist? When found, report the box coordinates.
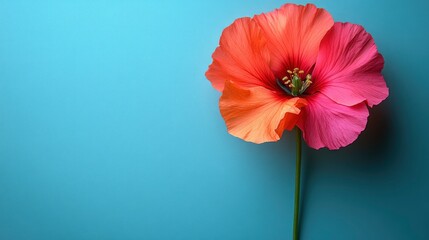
[220,81,307,144]
[205,17,277,92]
[298,93,369,150]
[310,22,389,107]
[254,4,334,77]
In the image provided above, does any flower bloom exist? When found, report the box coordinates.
[206,3,388,150]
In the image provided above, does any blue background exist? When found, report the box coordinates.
[1,0,428,239]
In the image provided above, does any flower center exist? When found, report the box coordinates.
[276,68,312,96]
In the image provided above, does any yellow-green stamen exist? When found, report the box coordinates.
[277,68,313,96]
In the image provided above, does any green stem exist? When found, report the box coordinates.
[293,128,302,240]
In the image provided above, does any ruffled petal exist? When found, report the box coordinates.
[310,22,389,107]
[220,81,307,143]
[205,17,277,92]
[254,3,334,77]
[297,93,369,150]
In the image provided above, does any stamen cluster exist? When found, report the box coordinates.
[277,68,312,96]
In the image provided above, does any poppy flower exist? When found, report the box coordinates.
[206,3,388,150]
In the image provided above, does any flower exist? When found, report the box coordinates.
[206,3,388,150]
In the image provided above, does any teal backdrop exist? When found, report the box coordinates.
[1,0,428,239]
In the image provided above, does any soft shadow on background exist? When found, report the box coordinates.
[1,0,429,240]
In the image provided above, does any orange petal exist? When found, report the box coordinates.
[219,81,307,143]
[254,4,334,77]
[205,18,277,92]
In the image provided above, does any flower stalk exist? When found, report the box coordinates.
[293,128,302,240]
